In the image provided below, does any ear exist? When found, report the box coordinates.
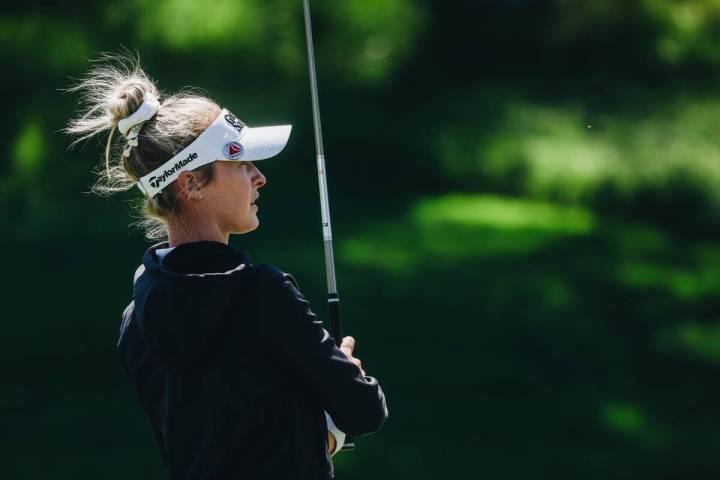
[175,171,200,200]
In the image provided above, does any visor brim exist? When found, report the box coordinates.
[238,125,292,161]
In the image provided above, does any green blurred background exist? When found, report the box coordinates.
[3,0,720,478]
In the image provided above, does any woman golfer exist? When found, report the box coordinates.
[66,57,388,479]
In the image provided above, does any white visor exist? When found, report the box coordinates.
[137,109,291,197]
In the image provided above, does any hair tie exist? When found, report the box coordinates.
[121,124,143,158]
[117,94,160,136]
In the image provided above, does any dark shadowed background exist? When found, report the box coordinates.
[2,0,720,478]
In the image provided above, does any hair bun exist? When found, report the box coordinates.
[108,79,159,129]
[65,55,160,141]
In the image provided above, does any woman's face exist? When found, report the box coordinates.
[201,160,266,235]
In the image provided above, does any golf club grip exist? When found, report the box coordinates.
[327,294,355,451]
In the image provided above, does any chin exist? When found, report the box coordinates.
[235,219,260,235]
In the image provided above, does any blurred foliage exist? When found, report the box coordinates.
[435,93,720,207]
[2,0,720,479]
[322,0,425,84]
[548,0,720,67]
[600,401,670,449]
[132,0,266,50]
[4,0,720,229]
[657,321,720,364]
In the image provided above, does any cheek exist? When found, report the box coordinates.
[225,172,250,198]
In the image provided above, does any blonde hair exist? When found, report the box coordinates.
[65,53,221,240]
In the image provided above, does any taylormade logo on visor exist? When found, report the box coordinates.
[148,152,199,189]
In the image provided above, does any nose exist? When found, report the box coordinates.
[252,163,266,188]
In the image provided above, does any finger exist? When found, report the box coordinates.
[340,336,355,353]
[351,359,365,377]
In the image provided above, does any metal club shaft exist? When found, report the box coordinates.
[303,0,355,451]
[303,0,337,297]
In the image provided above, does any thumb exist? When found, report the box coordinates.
[340,336,355,356]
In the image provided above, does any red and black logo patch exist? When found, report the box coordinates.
[224,141,244,159]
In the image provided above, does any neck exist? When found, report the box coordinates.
[166,216,229,247]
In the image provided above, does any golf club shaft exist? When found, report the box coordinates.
[303,0,355,451]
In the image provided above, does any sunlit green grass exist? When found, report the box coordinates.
[341,194,597,274]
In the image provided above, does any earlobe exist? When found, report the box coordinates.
[185,189,203,201]
[178,171,202,200]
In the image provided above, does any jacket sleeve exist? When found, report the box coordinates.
[253,264,388,436]
[117,303,170,467]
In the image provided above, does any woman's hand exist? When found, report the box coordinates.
[339,336,366,376]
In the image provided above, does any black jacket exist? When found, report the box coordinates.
[117,241,388,480]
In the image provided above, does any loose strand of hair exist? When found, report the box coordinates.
[105,124,116,178]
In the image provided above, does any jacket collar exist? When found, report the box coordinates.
[143,241,252,276]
